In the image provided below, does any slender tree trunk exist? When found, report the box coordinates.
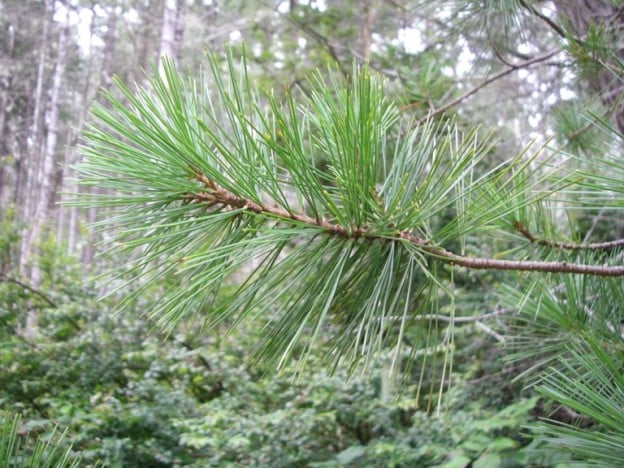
[82,6,118,269]
[173,0,185,56]
[0,24,14,208]
[18,0,52,274]
[23,1,70,285]
[135,2,155,80]
[62,3,101,258]
[158,0,184,71]
[360,0,375,61]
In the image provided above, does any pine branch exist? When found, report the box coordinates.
[74,52,624,379]
[189,170,624,277]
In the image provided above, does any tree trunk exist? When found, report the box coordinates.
[158,0,184,71]
[18,0,52,274]
[81,6,118,270]
[0,23,14,207]
[360,0,375,61]
[61,3,104,259]
[22,1,70,285]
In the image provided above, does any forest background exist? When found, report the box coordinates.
[1,0,624,466]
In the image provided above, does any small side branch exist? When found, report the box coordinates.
[514,221,624,251]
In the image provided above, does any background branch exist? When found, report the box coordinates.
[402,48,561,122]
[0,273,57,308]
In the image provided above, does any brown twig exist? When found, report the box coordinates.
[191,169,358,236]
[189,170,624,277]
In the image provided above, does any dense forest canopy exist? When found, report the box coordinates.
[1,0,623,466]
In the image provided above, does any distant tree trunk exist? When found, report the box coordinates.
[63,5,98,259]
[0,24,14,207]
[18,0,52,275]
[134,2,156,80]
[360,0,375,61]
[554,0,624,133]
[22,1,70,285]
[60,81,96,258]
[173,0,185,53]
[158,0,184,71]
[81,6,118,269]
